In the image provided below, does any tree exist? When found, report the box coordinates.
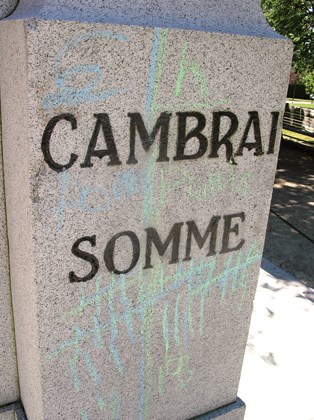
[261,0,314,73]
[299,70,314,95]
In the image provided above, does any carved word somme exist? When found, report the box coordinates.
[69,213,245,282]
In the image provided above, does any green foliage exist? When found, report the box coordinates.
[299,70,314,94]
[261,0,314,73]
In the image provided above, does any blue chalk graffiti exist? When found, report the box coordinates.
[43,31,131,110]
[56,167,144,230]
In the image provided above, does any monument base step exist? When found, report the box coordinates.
[0,402,26,420]
[191,398,245,420]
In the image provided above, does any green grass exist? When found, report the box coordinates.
[286,99,314,110]
[282,128,314,144]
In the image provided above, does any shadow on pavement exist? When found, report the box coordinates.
[263,141,314,288]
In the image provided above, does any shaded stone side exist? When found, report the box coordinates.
[0,110,19,404]
[0,22,43,418]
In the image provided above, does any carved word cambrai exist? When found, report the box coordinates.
[42,110,280,170]
[40,110,279,282]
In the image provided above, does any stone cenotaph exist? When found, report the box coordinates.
[0,1,292,419]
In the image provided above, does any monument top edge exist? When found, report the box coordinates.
[1,0,286,39]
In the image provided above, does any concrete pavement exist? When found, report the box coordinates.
[239,260,314,420]
[263,141,314,288]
